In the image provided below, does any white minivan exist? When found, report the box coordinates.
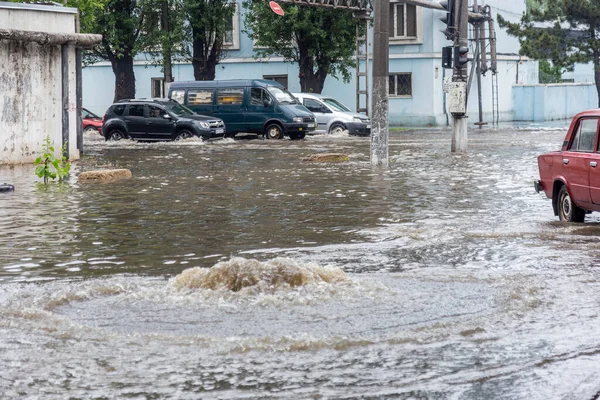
[292,93,371,136]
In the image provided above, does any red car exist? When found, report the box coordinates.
[535,109,600,222]
[82,108,103,134]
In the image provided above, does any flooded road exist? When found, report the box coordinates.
[3,125,600,399]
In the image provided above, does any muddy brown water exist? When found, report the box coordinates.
[3,125,600,399]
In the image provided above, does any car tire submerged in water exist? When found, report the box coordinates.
[84,126,99,135]
[289,132,306,140]
[175,129,193,141]
[558,185,585,222]
[265,123,284,140]
[108,129,125,141]
[329,123,345,135]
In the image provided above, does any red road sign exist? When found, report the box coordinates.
[269,1,284,16]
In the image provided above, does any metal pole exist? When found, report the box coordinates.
[473,4,484,127]
[370,0,389,167]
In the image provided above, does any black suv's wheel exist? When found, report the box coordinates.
[175,129,192,141]
[108,129,125,141]
[558,185,585,222]
[265,123,284,140]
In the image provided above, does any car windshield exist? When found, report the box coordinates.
[82,108,100,119]
[164,103,195,116]
[266,86,298,104]
[322,98,351,112]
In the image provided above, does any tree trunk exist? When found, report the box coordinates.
[110,55,136,102]
[595,50,600,108]
[191,33,219,81]
[162,0,173,86]
[298,49,328,93]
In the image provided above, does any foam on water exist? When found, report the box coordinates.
[170,257,349,293]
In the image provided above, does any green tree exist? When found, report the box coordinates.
[499,0,600,106]
[243,1,360,93]
[184,0,236,81]
[90,0,147,101]
[141,0,187,91]
[539,59,563,83]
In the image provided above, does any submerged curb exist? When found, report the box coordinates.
[78,169,133,182]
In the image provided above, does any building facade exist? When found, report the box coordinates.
[82,0,539,127]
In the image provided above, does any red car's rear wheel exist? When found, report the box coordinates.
[558,185,585,223]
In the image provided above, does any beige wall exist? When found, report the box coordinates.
[0,2,79,165]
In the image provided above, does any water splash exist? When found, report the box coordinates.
[170,257,349,293]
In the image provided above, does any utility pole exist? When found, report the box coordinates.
[451,0,469,152]
[371,0,389,167]
[440,0,469,152]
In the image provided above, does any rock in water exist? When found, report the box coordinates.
[78,169,132,182]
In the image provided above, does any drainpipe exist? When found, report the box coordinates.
[76,13,83,156]
[62,44,69,160]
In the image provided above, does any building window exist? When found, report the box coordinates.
[151,78,164,98]
[390,2,416,38]
[263,75,288,89]
[224,3,240,50]
[389,73,412,97]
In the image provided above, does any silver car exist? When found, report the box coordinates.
[292,93,371,136]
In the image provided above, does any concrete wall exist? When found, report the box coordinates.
[513,83,598,122]
[0,2,79,165]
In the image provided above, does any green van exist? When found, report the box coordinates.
[168,79,316,140]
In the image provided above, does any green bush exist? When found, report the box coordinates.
[34,136,71,185]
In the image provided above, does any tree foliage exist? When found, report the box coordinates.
[183,0,236,81]
[141,0,187,86]
[499,0,600,106]
[243,1,361,93]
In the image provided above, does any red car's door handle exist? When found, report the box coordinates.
[563,159,569,165]
[591,161,598,168]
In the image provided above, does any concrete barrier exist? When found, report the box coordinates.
[78,169,132,182]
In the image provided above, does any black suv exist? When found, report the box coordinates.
[101,98,226,141]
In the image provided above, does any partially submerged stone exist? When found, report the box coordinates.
[78,169,132,182]
[302,153,349,162]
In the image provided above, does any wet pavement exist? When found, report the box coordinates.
[3,123,600,399]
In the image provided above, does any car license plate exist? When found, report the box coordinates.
[366,125,371,129]
[216,128,224,134]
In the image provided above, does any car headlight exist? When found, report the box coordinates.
[293,117,303,123]
[353,116,363,123]
[196,121,210,129]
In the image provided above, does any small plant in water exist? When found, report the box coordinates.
[34,136,71,184]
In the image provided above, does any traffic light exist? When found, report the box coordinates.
[439,0,455,40]
[442,46,453,69]
[455,46,469,67]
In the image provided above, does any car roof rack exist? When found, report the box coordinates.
[116,98,175,104]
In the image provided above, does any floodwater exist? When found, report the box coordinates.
[3,124,600,399]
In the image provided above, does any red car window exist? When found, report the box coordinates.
[570,118,598,152]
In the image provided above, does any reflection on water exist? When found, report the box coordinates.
[5,125,600,398]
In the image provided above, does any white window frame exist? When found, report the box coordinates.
[151,77,164,98]
[389,1,423,45]
[223,3,240,50]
